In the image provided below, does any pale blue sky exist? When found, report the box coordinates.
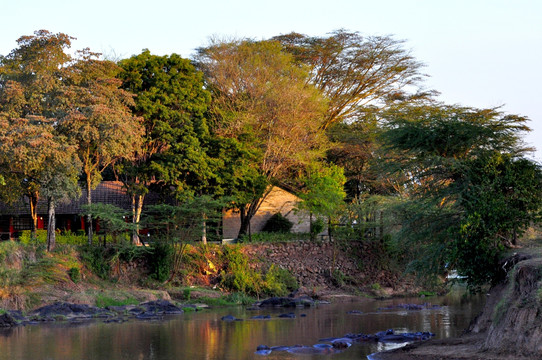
[1,0,541,160]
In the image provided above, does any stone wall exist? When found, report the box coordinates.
[243,240,364,289]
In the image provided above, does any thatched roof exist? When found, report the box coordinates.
[0,181,164,216]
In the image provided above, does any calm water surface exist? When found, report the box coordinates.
[0,293,484,360]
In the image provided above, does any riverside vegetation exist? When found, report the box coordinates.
[1,29,542,358]
[0,234,298,311]
[0,224,424,312]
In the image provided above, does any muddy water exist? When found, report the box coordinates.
[0,292,484,360]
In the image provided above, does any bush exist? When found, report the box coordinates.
[19,230,47,244]
[263,265,298,296]
[80,246,111,279]
[310,218,325,237]
[67,267,81,283]
[147,241,174,282]
[220,245,262,295]
[262,213,293,233]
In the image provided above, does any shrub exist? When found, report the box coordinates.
[262,213,293,233]
[263,265,298,296]
[147,241,174,282]
[67,267,81,283]
[310,217,325,237]
[220,245,262,295]
[19,230,47,244]
[79,246,111,279]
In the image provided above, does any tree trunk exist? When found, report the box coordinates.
[86,175,93,245]
[328,216,332,240]
[46,198,56,252]
[201,212,207,244]
[237,192,270,238]
[309,212,314,241]
[28,193,39,240]
[379,210,384,243]
[132,194,144,245]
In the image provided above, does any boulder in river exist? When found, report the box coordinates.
[29,302,113,321]
[257,296,315,308]
[0,312,18,327]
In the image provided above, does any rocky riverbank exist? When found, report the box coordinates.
[0,300,202,327]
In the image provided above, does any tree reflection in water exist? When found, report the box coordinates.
[0,294,484,360]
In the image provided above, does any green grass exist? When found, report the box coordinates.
[240,232,310,243]
[95,294,140,308]
[197,292,256,307]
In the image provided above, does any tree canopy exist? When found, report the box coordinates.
[381,104,542,289]
[273,30,428,130]
[195,39,329,236]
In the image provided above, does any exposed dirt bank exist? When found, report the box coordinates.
[373,251,542,360]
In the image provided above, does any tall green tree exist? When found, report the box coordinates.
[381,104,542,289]
[118,50,214,243]
[196,39,329,237]
[58,50,144,245]
[297,163,346,239]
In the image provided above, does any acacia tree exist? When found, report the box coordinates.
[196,39,329,237]
[273,30,428,130]
[381,104,542,289]
[58,50,144,245]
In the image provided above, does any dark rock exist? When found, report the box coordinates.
[270,346,291,351]
[106,305,136,314]
[0,313,17,328]
[255,349,271,355]
[221,315,243,321]
[251,315,271,320]
[7,310,25,322]
[278,312,296,318]
[30,302,112,320]
[139,300,184,315]
[331,340,352,349]
[375,329,395,338]
[136,312,163,320]
[286,346,322,355]
[103,318,125,323]
[347,310,363,314]
[256,345,270,351]
[258,296,315,308]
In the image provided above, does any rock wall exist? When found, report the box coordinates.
[243,240,364,289]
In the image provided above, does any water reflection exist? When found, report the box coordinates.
[0,293,484,360]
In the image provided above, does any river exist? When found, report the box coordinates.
[0,292,484,360]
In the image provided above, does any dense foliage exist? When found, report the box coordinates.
[381,104,542,289]
[1,29,541,294]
